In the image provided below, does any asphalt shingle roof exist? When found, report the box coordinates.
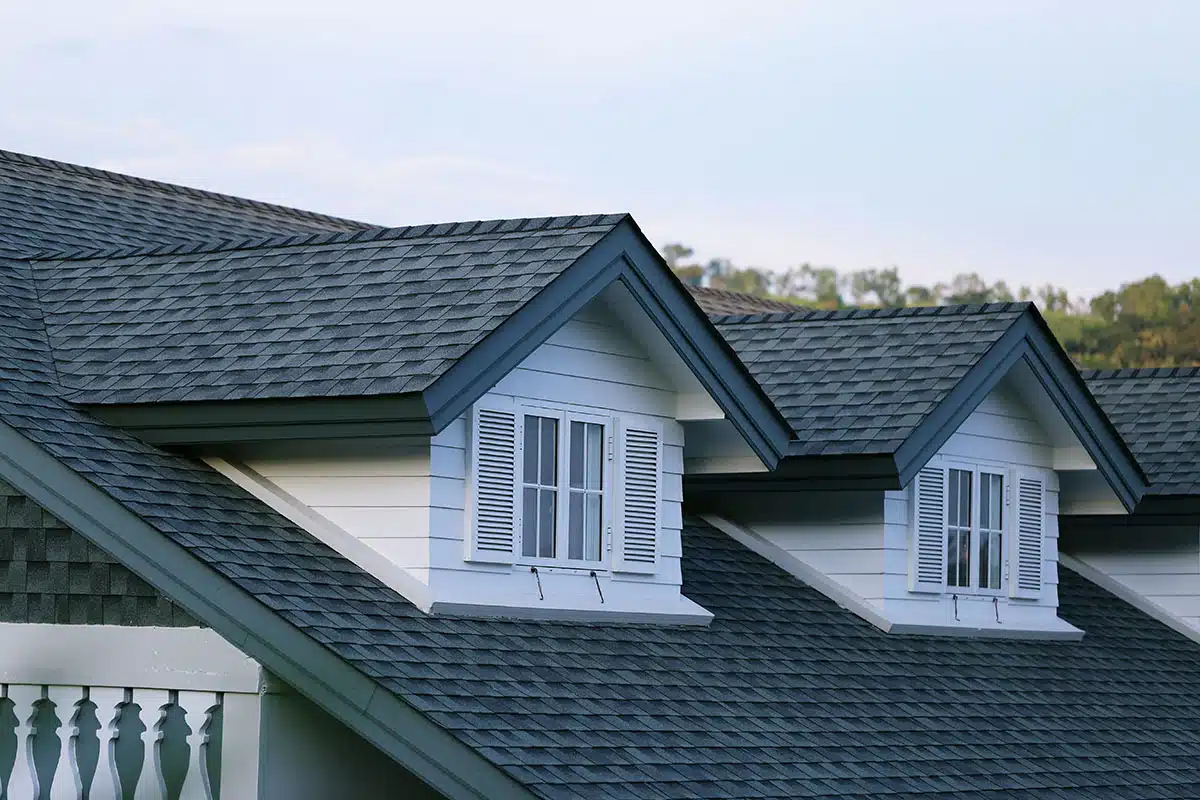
[713,304,1027,455]
[33,215,624,403]
[0,147,369,257]
[4,151,1200,798]
[1083,367,1200,496]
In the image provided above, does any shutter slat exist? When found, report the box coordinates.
[910,466,947,593]
[1010,474,1044,599]
[615,424,660,574]
[467,406,518,563]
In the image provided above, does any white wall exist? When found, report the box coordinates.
[705,383,1080,637]
[238,296,707,624]
[1065,522,1200,630]
[704,491,887,604]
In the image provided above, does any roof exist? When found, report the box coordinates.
[0,148,369,257]
[686,285,801,315]
[1083,367,1200,498]
[0,149,1193,798]
[33,216,624,404]
[713,304,1027,456]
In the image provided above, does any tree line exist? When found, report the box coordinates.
[663,244,1200,369]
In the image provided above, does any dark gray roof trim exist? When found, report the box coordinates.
[0,416,534,800]
[424,218,793,466]
[890,310,1146,510]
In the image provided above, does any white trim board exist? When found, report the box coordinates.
[1059,553,1200,647]
[207,457,434,612]
[0,623,261,692]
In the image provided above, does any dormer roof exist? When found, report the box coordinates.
[709,303,1148,509]
[1083,367,1200,510]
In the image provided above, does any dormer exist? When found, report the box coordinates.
[692,303,1148,639]
[56,216,791,625]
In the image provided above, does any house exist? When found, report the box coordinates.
[1,147,1200,799]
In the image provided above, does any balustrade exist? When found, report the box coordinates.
[0,684,222,800]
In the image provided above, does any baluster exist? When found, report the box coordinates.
[176,691,217,800]
[47,685,84,800]
[132,689,170,800]
[88,687,126,800]
[6,684,43,799]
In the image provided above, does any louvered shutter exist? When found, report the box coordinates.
[1009,473,1044,599]
[910,466,947,593]
[614,422,661,574]
[466,404,519,563]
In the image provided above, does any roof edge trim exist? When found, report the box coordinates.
[423,218,792,466]
[892,309,1147,510]
[0,419,536,800]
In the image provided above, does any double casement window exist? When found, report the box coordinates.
[911,462,1045,600]
[520,412,607,564]
[468,401,662,573]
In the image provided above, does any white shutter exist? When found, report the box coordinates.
[614,422,661,574]
[910,466,947,593]
[1010,473,1045,599]
[466,404,519,563]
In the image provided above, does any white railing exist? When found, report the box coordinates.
[1,684,226,799]
[0,625,263,800]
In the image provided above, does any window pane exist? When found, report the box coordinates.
[538,488,556,557]
[978,528,990,588]
[585,423,603,490]
[568,492,584,560]
[980,475,991,530]
[988,473,1003,530]
[522,487,538,558]
[523,416,539,483]
[990,532,1003,588]
[539,417,558,486]
[569,421,585,489]
[960,471,972,528]
[585,492,602,561]
[948,470,961,527]
[947,528,958,586]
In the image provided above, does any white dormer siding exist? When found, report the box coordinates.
[233,297,710,624]
[703,385,1081,638]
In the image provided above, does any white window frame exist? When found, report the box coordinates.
[517,404,614,572]
[939,461,1009,597]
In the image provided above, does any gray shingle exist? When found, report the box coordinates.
[714,304,1026,456]
[32,216,625,404]
[1083,368,1200,496]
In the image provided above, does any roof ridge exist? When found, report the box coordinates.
[710,301,1033,325]
[1081,366,1200,380]
[28,213,629,263]
[0,147,374,231]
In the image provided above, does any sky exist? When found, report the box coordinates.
[2,1,1197,299]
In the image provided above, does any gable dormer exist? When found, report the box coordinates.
[693,303,1147,639]
[72,216,788,625]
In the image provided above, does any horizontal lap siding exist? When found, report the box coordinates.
[1068,525,1200,629]
[246,450,435,570]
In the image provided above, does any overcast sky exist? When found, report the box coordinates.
[3,1,1197,298]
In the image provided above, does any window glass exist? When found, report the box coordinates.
[567,420,604,562]
[522,415,558,559]
[979,472,1004,590]
[947,469,972,588]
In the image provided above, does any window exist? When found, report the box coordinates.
[945,467,1005,593]
[468,401,663,573]
[520,412,608,565]
[913,463,1040,598]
